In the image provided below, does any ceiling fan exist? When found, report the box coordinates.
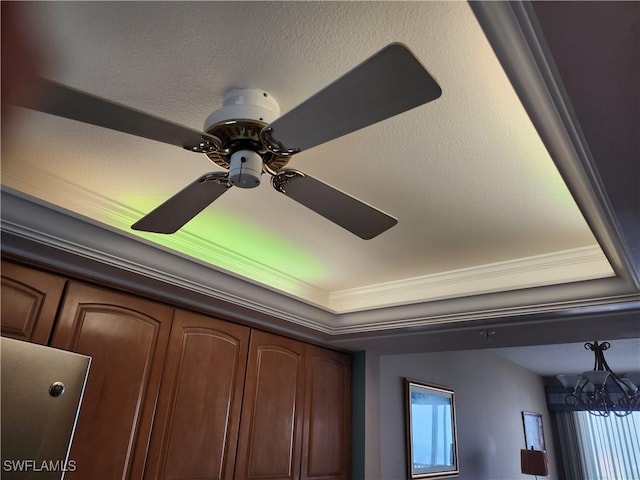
[19,43,442,239]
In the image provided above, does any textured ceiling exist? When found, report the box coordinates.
[492,338,640,376]
[1,1,613,312]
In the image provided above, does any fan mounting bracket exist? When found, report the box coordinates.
[187,137,221,154]
[272,169,306,194]
[199,171,231,186]
[260,127,300,157]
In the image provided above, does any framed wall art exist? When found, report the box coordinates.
[521,411,546,451]
[405,379,459,479]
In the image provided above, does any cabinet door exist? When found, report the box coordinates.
[300,346,351,480]
[235,330,306,480]
[50,282,173,480]
[1,260,66,344]
[145,309,250,480]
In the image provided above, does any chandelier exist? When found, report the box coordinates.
[556,341,640,417]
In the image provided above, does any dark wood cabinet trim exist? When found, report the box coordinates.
[1,260,67,344]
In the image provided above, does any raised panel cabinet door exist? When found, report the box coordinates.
[300,346,351,480]
[50,281,173,480]
[1,260,67,344]
[235,330,306,480]
[145,309,250,480]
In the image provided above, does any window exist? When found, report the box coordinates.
[555,411,640,479]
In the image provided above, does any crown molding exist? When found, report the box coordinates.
[329,245,613,312]
[332,287,640,334]
[327,299,640,353]
[3,186,637,341]
[2,169,616,316]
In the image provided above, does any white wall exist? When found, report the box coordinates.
[374,349,558,480]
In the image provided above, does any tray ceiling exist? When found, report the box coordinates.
[1,2,619,319]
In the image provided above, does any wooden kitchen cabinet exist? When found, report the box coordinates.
[50,281,173,480]
[1,260,353,480]
[1,260,66,344]
[234,330,307,480]
[144,309,250,480]
[301,346,351,480]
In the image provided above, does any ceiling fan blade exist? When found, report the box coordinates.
[272,170,397,239]
[265,43,441,153]
[20,77,217,150]
[132,172,230,234]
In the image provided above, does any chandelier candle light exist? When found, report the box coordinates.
[556,341,640,417]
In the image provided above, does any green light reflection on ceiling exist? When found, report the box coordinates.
[100,194,327,295]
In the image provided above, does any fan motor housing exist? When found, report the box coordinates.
[202,89,291,174]
[204,89,280,130]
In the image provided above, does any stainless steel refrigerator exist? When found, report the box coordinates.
[1,337,91,479]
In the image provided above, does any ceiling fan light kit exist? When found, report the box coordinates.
[19,43,442,239]
[228,150,263,188]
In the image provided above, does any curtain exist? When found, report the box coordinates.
[554,411,640,480]
[554,412,586,479]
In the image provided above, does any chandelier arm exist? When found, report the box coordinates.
[597,342,613,372]
[565,393,583,409]
[563,341,639,417]
[584,342,599,371]
[611,389,639,417]
[589,390,610,417]
[595,341,638,405]
[595,344,606,371]
[589,341,608,371]
[609,371,634,393]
